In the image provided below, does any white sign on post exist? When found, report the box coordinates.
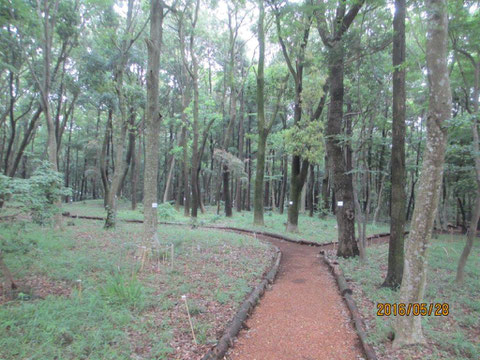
[337,201,344,207]
[152,202,158,208]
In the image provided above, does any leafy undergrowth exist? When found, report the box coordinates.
[64,199,390,244]
[0,220,275,359]
[336,234,480,360]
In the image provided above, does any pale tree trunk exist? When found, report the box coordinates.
[163,155,175,203]
[456,61,480,283]
[300,181,306,214]
[143,0,164,242]
[383,0,406,289]
[372,167,387,225]
[393,0,452,347]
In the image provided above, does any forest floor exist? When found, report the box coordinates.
[64,199,391,244]
[2,201,479,359]
[336,234,480,360]
[0,218,275,359]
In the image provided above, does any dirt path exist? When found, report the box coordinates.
[227,236,364,360]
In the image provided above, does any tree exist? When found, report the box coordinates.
[104,0,145,229]
[383,0,406,288]
[143,0,165,242]
[272,0,313,232]
[253,0,287,226]
[316,0,364,257]
[393,0,452,347]
[449,1,480,284]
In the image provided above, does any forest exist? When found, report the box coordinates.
[0,0,479,359]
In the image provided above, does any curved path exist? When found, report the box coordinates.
[61,213,372,359]
[227,235,363,360]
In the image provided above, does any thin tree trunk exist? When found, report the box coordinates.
[383,0,406,289]
[456,61,480,283]
[0,251,16,290]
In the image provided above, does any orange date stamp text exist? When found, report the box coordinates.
[376,302,449,316]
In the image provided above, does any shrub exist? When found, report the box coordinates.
[0,161,71,225]
[157,202,177,220]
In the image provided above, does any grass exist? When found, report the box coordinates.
[0,218,274,359]
[65,199,390,244]
[337,234,480,360]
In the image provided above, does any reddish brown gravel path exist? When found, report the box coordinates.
[227,236,364,360]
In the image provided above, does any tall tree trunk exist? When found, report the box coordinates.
[320,154,329,218]
[64,115,74,203]
[104,0,136,229]
[393,0,452,346]
[253,0,267,225]
[316,1,363,254]
[324,40,358,257]
[383,0,406,289]
[278,153,288,215]
[235,90,245,212]
[143,0,164,241]
[36,0,62,228]
[456,61,480,283]
[187,0,201,218]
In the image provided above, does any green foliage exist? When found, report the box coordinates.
[0,162,71,225]
[213,149,247,178]
[283,118,324,163]
[157,202,177,220]
[0,223,37,255]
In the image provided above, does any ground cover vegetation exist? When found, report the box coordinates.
[0,0,480,358]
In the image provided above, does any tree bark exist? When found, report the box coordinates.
[456,60,480,283]
[393,0,452,347]
[143,0,164,241]
[253,1,267,225]
[324,40,359,257]
[383,0,406,289]
[235,90,245,212]
[316,0,364,255]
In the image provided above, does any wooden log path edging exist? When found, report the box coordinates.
[202,246,282,360]
[320,252,378,360]
[61,212,391,359]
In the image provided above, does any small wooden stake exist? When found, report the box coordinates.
[76,279,82,298]
[182,295,197,345]
[140,246,148,272]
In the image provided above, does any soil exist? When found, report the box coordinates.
[227,235,365,360]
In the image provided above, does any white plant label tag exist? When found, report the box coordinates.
[337,201,344,207]
[152,202,158,208]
